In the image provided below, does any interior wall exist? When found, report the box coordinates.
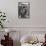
[0,0,46,27]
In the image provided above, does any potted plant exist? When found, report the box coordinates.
[0,10,6,28]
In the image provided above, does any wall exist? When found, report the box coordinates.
[0,0,46,27]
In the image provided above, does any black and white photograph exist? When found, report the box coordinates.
[18,2,30,18]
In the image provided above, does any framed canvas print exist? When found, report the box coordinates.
[18,2,30,19]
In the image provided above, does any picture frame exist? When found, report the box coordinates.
[18,2,30,19]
